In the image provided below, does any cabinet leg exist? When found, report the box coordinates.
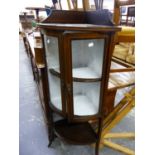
[48,140,53,147]
[95,141,100,155]
[95,117,103,155]
[48,131,56,147]
[48,111,55,147]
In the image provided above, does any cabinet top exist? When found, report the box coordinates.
[38,23,121,33]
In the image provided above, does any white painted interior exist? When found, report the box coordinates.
[72,67,99,79]
[44,35,60,72]
[48,73,62,110]
[73,81,101,116]
[48,67,62,110]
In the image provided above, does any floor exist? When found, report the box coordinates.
[19,36,135,155]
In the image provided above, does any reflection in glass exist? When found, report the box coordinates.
[44,35,60,72]
[44,35,62,110]
[72,39,104,79]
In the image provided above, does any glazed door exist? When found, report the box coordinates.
[65,33,110,122]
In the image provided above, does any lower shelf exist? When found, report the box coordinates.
[54,119,98,145]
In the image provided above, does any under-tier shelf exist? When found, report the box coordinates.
[54,119,97,145]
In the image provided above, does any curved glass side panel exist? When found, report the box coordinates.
[44,35,60,72]
[44,35,62,111]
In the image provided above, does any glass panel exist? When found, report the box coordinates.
[44,35,62,110]
[48,71,62,110]
[73,81,101,116]
[72,39,105,79]
[71,39,104,116]
[44,35,60,72]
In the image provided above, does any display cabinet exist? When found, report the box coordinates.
[38,10,121,155]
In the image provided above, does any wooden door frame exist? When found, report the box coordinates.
[63,32,115,123]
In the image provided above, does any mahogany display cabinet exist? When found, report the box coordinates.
[38,10,121,155]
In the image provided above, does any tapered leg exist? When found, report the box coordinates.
[48,129,57,147]
[95,118,103,155]
[48,140,52,147]
[48,110,55,147]
[95,140,100,155]
[48,124,56,147]
[48,136,54,147]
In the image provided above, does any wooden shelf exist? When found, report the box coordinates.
[72,67,101,82]
[49,68,61,78]
[54,119,97,145]
[49,68,101,82]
